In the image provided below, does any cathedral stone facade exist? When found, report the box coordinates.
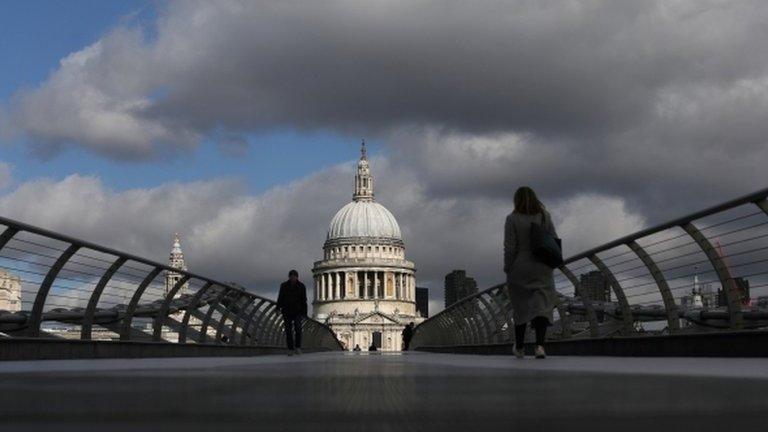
[312,143,424,351]
[0,269,22,312]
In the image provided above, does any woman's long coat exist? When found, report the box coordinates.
[504,211,558,325]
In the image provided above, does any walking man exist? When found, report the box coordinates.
[277,269,307,356]
[401,322,415,351]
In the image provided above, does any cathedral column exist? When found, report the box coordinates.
[356,271,361,299]
[368,271,373,299]
[369,271,374,299]
[332,272,337,300]
[334,272,341,299]
[381,271,386,299]
[373,271,379,299]
[380,272,385,299]
[405,274,409,300]
[358,272,363,299]
[405,274,410,301]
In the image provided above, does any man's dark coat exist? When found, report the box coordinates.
[277,280,307,317]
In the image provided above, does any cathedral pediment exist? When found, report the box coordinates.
[353,311,401,325]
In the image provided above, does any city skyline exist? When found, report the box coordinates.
[2,2,768,315]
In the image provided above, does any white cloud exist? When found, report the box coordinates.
[8,28,198,159]
[552,194,646,257]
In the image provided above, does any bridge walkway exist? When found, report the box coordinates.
[1,352,767,431]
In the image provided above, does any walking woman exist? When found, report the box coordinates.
[504,186,559,359]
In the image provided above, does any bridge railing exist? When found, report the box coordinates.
[411,187,768,350]
[0,215,341,351]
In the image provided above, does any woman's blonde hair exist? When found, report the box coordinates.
[513,186,545,215]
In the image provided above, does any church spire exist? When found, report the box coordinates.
[165,232,188,296]
[353,140,374,201]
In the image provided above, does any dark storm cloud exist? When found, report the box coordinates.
[385,126,768,225]
[146,1,768,138]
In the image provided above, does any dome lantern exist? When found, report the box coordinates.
[353,140,374,202]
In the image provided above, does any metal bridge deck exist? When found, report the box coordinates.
[1,352,767,431]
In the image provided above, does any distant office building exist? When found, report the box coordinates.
[0,269,22,312]
[577,271,611,323]
[579,271,611,302]
[717,277,750,307]
[415,287,429,318]
[697,280,717,309]
[444,270,477,308]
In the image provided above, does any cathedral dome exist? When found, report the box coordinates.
[327,200,402,241]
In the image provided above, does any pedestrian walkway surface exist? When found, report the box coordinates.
[1,352,767,431]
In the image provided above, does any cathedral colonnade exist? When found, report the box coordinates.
[313,270,415,302]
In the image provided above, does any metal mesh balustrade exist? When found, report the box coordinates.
[0,215,342,352]
[410,188,768,350]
